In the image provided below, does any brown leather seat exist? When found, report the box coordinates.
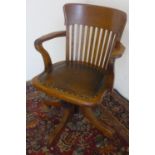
[32,61,108,106]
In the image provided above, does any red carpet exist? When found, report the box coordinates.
[26,81,129,155]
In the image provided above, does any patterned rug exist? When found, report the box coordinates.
[26,81,129,155]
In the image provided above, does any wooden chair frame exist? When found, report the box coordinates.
[31,3,127,144]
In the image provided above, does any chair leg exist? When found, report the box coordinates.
[98,104,129,143]
[47,106,74,146]
[80,106,115,138]
[82,104,129,143]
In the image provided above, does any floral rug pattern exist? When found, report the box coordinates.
[26,81,129,155]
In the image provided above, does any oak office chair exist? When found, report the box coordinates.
[32,3,127,144]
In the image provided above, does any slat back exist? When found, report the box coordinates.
[64,3,126,70]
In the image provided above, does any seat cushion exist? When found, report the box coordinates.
[32,61,108,106]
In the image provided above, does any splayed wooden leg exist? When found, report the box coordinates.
[48,105,74,146]
[98,104,129,143]
[81,106,115,138]
[81,104,128,143]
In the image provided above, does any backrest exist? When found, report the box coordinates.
[64,3,126,70]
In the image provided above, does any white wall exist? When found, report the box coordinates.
[26,0,129,99]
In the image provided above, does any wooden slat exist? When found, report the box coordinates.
[68,25,71,60]
[99,30,110,68]
[71,25,74,61]
[84,26,90,63]
[77,25,82,61]
[75,24,80,61]
[88,27,95,63]
[104,33,116,69]
[96,29,105,67]
[102,31,113,68]
[66,26,70,60]
[79,25,85,61]
[82,26,87,62]
[92,28,100,65]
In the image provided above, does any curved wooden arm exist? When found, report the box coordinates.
[111,42,125,59]
[34,31,66,71]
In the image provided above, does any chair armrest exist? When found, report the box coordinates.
[111,42,125,59]
[34,31,66,71]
